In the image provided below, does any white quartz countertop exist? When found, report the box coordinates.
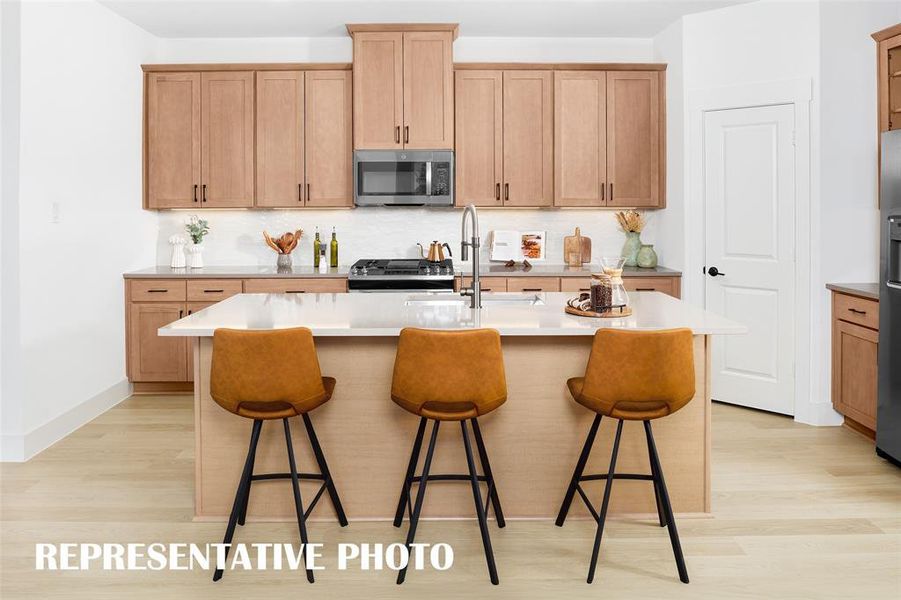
[159,291,746,337]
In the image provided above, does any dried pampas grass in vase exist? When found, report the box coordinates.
[615,210,646,267]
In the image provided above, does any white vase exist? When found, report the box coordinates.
[170,243,186,268]
[188,244,204,268]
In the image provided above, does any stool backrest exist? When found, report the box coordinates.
[391,328,507,415]
[210,327,327,417]
[582,328,695,417]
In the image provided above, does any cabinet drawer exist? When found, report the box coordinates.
[130,280,187,302]
[461,277,508,292]
[624,277,676,297]
[833,292,879,330]
[506,277,560,292]
[187,279,243,301]
[243,278,347,294]
[560,278,592,293]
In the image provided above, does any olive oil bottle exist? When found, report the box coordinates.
[313,227,321,268]
[329,227,339,268]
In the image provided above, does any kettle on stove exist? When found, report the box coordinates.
[417,240,452,263]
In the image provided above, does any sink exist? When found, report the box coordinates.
[405,294,545,307]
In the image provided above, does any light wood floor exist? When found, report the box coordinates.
[1,397,899,599]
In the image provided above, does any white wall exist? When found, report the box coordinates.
[3,0,160,460]
[155,34,660,268]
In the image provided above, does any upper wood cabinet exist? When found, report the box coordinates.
[255,70,353,208]
[145,71,253,208]
[454,70,552,207]
[606,71,662,207]
[554,71,606,207]
[874,24,901,132]
[146,73,201,209]
[351,26,455,150]
[255,71,305,207]
[455,70,503,206]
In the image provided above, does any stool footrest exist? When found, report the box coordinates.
[411,474,488,483]
[580,473,654,482]
[251,472,326,482]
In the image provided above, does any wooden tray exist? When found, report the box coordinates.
[565,305,632,319]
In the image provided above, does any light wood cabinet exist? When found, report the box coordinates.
[146,73,201,209]
[243,278,347,294]
[554,71,606,207]
[874,24,901,132]
[200,72,254,208]
[128,303,188,382]
[506,277,560,292]
[830,290,880,434]
[455,70,504,206]
[255,70,353,208]
[503,71,554,207]
[305,71,353,207]
[606,71,662,207]
[352,27,454,150]
[560,275,681,298]
[255,71,305,207]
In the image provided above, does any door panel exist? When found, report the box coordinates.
[306,71,353,207]
[255,71,304,207]
[129,303,187,382]
[403,32,453,149]
[146,73,200,208]
[555,71,606,206]
[833,319,878,430]
[454,70,503,207]
[606,71,660,207]
[704,104,795,415]
[353,32,403,149]
[201,72,254,207]
[503,71,553,206]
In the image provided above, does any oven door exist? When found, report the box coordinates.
[354,150,453,206]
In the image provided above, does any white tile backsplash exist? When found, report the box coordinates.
[156,208,658,268]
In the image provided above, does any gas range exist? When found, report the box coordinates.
[347,259,456,292]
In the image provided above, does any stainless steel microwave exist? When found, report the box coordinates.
[353,150,454,207]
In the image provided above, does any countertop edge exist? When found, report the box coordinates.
[825,283,880,302]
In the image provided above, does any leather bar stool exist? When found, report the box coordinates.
[556,328,695,584]
[209,327,348,583]
[390,328,507,585]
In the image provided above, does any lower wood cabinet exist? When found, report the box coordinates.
[831,291,880,433]
[128,302,189,382]
[243,278,347,294]
[506,277,560,292]
[559,275,681,298]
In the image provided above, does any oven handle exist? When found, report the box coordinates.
[425,161,432,197]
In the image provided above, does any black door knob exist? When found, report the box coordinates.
[707,266,725,277]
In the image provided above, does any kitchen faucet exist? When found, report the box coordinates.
[460,204,481,309]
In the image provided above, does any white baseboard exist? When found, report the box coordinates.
[0,379,133,462]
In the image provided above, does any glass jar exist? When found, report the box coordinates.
[599,256,629,310]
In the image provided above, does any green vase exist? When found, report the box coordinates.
[637,243,658,268]
[621,232,642,267]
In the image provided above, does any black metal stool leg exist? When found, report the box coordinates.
[397,420,440,585]
[393,417,427,527]
[213,419,262,582]
[556,413,602,527]
[462,420,500,585]
[587,419,623,584]
[284,418,315,584]
[470,418,505,528]
[302,413,348,527]
[644,420,689,583]
[237,428,258,527]
[644,420,667,528]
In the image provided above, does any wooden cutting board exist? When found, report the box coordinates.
[563,227,592,265]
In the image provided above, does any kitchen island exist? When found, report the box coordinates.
[160,291,744,522]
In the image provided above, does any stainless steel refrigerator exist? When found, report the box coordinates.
[877,129,901,465]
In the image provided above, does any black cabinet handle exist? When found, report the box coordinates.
[179,309,184,318]
[193,184,198,203]
[847,308,867,315]
[187,309,193,316]
[298,183,303,202]
[201,184,207,203]
[610,183,614,201]
[636,288,654,292]
[307,183,310,202]
[404,125,409,144]
[601,182,605,202]
[286,290,306,294]
[504,183,509,201]
[522,288,542,292]
[203,289,224,294]
[495,183,500,201]
[148,289,168,293]
[395,126,400,144]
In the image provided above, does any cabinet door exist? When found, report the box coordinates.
[624,277,680,298]
[506,277,560,292]
[201,72,254,207]
[146,73,200,209]
[503,71,553,206]
[606,71,661,207]
[255,71,304,207]
[353,32,403,149]
[128,303,187,382]
[402,31,454,149]
[832,319,879,430]
[554,71,606,206]
[305,71,353,207]
[454,70,503,207]
[185,302,217,382]
[243,279,347,293]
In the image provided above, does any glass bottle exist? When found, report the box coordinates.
[599,256,630,310]
[329,227,338,268]
[313,227,321,268]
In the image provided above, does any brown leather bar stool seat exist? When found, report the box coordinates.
[209,327,347,583]
[390,328,507,585]
[555,328,695,585]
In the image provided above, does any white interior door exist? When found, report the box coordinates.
[704,104,796,415]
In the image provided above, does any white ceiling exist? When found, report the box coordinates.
[99,0,753,39]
